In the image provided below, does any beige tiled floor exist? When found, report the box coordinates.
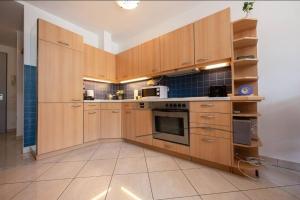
[1,138,300,200]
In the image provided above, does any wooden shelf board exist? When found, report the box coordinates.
[233,18,257,33]
[234,76,258,82]
[233,58,258,67]
[230,96,264,101]
[233,113,260,117]
[234,139,262,148]
[233,37,258,49]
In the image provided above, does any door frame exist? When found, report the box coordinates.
[0,51,8,133]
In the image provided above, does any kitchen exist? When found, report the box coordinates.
[1,1,300,200]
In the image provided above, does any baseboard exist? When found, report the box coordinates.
[261,155,300,172]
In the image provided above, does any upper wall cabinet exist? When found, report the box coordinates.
[38,19,83,52]
[140,38,161,75]
[117,46,140,81]
[160,24,194,72]
[84,44,97,78]
[194,8,232,65]
[105,51,116,81]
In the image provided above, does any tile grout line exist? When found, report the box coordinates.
[143,147,155,200]
[104,142,123,200]
[55,143,101,200]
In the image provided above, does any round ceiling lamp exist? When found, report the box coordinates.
[116,1,140,10]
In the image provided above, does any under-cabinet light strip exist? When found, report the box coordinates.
[120,77,149,84]
[83,77,112,83]
[204,62,230,70]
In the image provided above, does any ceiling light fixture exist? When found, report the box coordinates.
[116,0,140,10]
[204,62,230,70]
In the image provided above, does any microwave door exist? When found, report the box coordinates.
[142,88,157,98]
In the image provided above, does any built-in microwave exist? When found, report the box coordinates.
[141,86,168,99]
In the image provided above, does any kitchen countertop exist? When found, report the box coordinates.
[84,96,230,103]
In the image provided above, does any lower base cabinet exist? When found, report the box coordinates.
[38,103,83,155]
[84,110,101,142]
[190,134,231,166]
[153,139,190,155]
[100,109,121,138]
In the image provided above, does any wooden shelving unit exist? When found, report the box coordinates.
[231,18,263,176]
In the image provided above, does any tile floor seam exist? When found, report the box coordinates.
[8,181,34,200]
[241,186,300,200]
[200,190,252,199]
[104,142,122,200]
[157,194,202,200]
[56,144,99,200]
[143,147,155,200]
[179,168,204,197]
[217,169,244,192]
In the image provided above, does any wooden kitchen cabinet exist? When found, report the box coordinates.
[194,8,232,65]
[38,103,83,155]
[38,19,83,52]
[160,24,194,72]
[105,51,116,81]
[135,109,153,145]
[100,109,122,138]
[140,38,161,75]
[84,109,101,143]
[96,48,106,79]
[122,109,136,140]
[84,44,96,78]
[38,40,83,103]
[190,134,231,166]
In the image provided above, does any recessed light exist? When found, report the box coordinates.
[116,1,140,10]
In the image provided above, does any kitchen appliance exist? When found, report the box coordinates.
[233,119,257,145]
[152,101,189,145]
[84,90,95,100]
[141,85,168,99]
[209,85,227,97]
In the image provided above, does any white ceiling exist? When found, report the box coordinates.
[26,1,200,45]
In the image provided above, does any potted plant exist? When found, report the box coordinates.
[116,90,124,100]
[243,1,254,18]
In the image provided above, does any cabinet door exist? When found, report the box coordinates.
[135,110,152,137]
[140,38,160,75]
[116,51,130,80]
[177,24,194,68]
[38,103,64,154]
[84,110,101,142]
[96,49,106,79]
[100,109,121,138]
[69,50,83,102]
[63,103,83,148]
[122,110,136,140]
[84,44,96,78]
[190,134,231,166]
[160,30,178,72]
[105,52,116,81]
[194,8,232,64]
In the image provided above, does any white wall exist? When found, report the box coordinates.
[118,1,300,163]
[0,44,17,131]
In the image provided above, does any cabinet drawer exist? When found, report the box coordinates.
[153,139,190,155]
[122,103,136,110]
[190,112,231,127]
[190,101,230,113]
[136,135,153,146]
[190,134,231,166]
[100,103,121,110]
[190,123,231,138]
[84,103,100,110]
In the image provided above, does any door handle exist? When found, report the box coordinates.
[201,115,215,118]
[196,58,209,62]
[88,112,97,115]
[72,99,81,102]
[202,138,216,143]
[200,103,214,107]
[72,105,82,108]
[112,110,120,113]
[57,41,70,46]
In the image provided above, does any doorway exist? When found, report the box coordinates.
[0,52,7,133]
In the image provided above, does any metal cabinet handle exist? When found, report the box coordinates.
[202,138,216,143]
[72,99,81,102]
[57,41,70,46]
[112,111,120,113]
[88,112,97,115]
[88,104,97,106]
[196,58,209,62]
[200,103,214,107]
[201,115,215,118]
[72,105,82,108]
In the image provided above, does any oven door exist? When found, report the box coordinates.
[152,109,189,145]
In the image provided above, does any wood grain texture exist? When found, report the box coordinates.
[140,38,161,75]
[100,109,121,138]
[84,109,101,142]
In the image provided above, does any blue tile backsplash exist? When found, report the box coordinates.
[24,65,37,147]
[84,67,232,99]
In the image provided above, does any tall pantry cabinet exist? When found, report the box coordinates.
[37,19,84,155]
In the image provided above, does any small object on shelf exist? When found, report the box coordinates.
[243,1,254,18]
[209,85,227,97]
[236,55,255,60]
[237,84,253,96]
[233,110,241,114]
[233,119,257,145]
[116,90,124,100]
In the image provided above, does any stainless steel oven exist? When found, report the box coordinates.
[152,102,189,145]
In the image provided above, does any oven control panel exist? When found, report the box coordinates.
[151,101,189,110]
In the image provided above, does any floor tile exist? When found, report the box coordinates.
[0,182,30,200]
[36,153,68,164]
[243,188,298,200]
[174,158,205,170]
[77,159,116,177]
[91,146,120,160]
[146,156,179,172]
[144,149,167,157]
[12,179,71,200]
[119,146,145,158]
[260,165,300,186]
[106,173,153,200]
[281,185,300,198]
[183,168,237,195]
[167,196,202,200]
[202,191,249,200]
[59,146,97,162]
[59,176,111,200]
[220,170,275,190]
[149,170,197,199]
[37,161,85,180]
[115,157,147,174]
[0,163,53,184]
